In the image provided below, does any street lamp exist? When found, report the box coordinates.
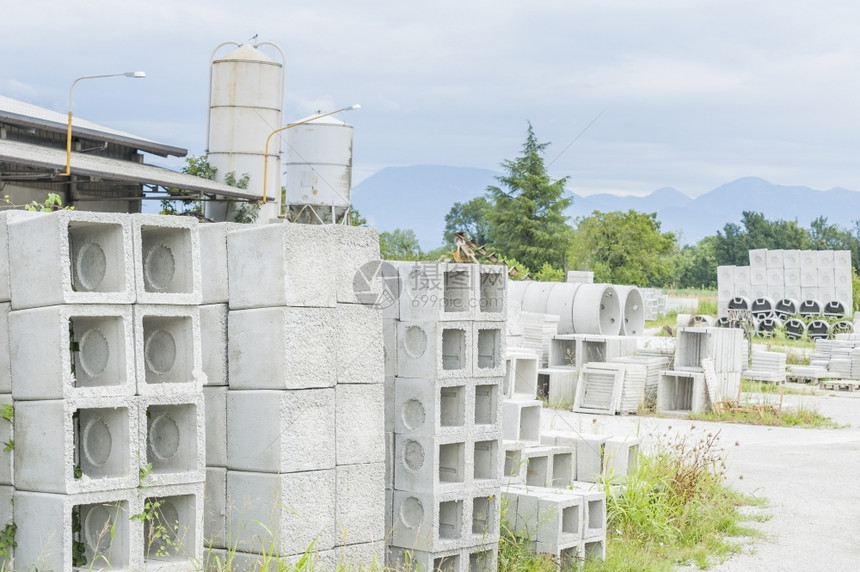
[262,104,360,204]
[60,71,146,177]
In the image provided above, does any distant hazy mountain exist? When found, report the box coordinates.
[352,166,860,249]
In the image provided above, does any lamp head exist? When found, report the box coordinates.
[125,71,147,78]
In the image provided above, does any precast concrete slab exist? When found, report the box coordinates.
[199,303,228,386]
[203,386,227,468]
[134,304,204,394]
[138,393,205,487]
[336,303,384,384]
[227,468,336,556]
[132,213,201,305]
[7,210,135,309]
[336,384,385,465]
[227,222,336,310]
[228,306,337,390]
[9,304,135,400]
[327,225,383,306]
[198,222,240,305]
[227,388,335,473]
[15,396,139,494]
[335,462,386,545]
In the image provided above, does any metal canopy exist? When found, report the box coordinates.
[0,138,259,200]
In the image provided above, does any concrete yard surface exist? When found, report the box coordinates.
[541,387,860,571]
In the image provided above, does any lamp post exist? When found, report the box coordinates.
[60,71,146,177]
[262,104,360,204]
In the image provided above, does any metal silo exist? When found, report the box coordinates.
[205,41,284,223]
[284,115,354,224]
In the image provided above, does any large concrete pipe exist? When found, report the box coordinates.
[571,284,622,335]
[774,298,798,320]
[614,285,645,336]
[545,282,581,334]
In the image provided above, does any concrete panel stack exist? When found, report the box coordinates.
[742,351,787,383]
[6,211,205,570]
[385,262,506,570]
[222,223,385,568]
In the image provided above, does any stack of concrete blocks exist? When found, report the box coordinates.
[610,355,672,407]
[386,261,507,571]
[565,271,594,284]
[5,211,205,570]
[218,223,386,570]
[742,351,787,384]
[519,312,560,368]
[658,326,744,414]
[717,249,853,322]
[639,288,667,321]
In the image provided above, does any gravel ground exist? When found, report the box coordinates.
[541,384,860,571]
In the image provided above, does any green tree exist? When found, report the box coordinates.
[713,211,810,265]
[675,236,718,288]
[443,196,491,248]
[568,210,676,286]
[379,228,424,260]
[485,123,572,271]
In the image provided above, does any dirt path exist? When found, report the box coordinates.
[541,386,860,570]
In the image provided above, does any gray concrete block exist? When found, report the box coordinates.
[476,265,508,321]
[139,481,205,567]
[198,222,241,304]
[134,305,204,394]
[398,262,477,322]
[0,212,20,304]
[204,466,227,550]
[227,222,336,310]
[396,321,474,379]
[10,304,135,400]
[605,436,640,478]
[0,303,9,393]
[200,304,228,386]
[335,541,385,569]
[7,210,135,309]
[473,379,502,431]
[228,306,337,390]
[390,489,464,551]
[204,386,227,468]
[537,493,583,548]
[328,225,382,305]
[473,322,506,377]
[336,384,384,465]
[394,377,469,438]
[582,536,607,562]
[383,319,397,379]
[501,399,542,443]
[504,352,539,399]
[227,469,336,556]
[335,463,386,545]
[521,445,573,488]
[574,435,607,483]
[138,394,205,487]
[0,395,10,486]
[132,213,201,305]
[394,433,467,494]
[384,375,395,432]
[387,546,468,572]
[503,440,526,485]
[0,485,10,568]
[336,303,384,384]
[14,488,141,571]
[15,397,138,494]
[228,388,335,473]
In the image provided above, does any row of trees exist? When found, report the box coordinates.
[379,125,860,289]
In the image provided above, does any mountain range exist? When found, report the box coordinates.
[351,166,860,249]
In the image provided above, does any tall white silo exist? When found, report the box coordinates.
[284,115,354,224]
[205,42,284,223]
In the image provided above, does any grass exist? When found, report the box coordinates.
[740,379,815,395]
[691,401,842,429]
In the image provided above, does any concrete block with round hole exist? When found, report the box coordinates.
[473,322,505,377]
[14,488,141,571]
[199,304,228,386]
[390,488,495,551]
[132,213,201,305]
[336,384,384,465]
[394,434,468,494]
[0,303,9,393]
[227,388,335,473]
[397,262,478,322]
[9,304,135,400]
[228,306,337,390]
[336,303,384,384]
[227,468,336,556]
[395,321,473,379]
[198,222,241,305]
[139,482,205,567]
[394,377,470,438]
[335,462,386,546]
[0,395,11,486]
[14,396,138,494]
[387,545,498,572]
[7,210,135,309]
[134,305,203,395]
[226,222,336,310]
[138,394,205,487]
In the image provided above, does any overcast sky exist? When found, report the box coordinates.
[4,1,860,197]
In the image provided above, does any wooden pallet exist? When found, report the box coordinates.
[818,380,859,392]
[712,400,782,418]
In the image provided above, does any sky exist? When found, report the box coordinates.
[4,1,860,198]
